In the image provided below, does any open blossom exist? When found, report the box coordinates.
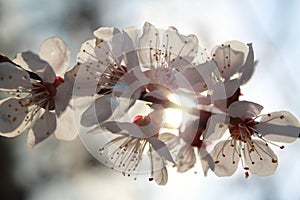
[97,106,174,185]
[209,41,255,108]
[0,37,77,147]
[78,22,203,127]
[203,101,300,177]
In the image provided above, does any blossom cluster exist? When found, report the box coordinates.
[1,22,299,185]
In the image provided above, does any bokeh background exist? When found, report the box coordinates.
[1,0,300,199]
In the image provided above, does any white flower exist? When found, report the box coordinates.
[98,107,174,185]
[210,41,255,104]
[77,22,202,127]
[203,101,300,177]
[0,37,77,147]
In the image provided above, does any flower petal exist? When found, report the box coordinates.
[211,41,248,80]
[0,98,29,137]
[162,26,198,69]
[244,140,278,176]
[39,37,70,75]
[54,106,78,141]
[203,114,229,141]
[176,145,196,173]
[27,110,56,148]
[13,51,56,83]
[149,145,168,185]
[209,140,239,177]
[148,137,175,163]
[54,69,74,116]
[240,43,255,84]
[101,121,144,138]
[81,95,115,127]
[227,100,263,119]
[122,26,140,69]
[255,111,300,143]
[138,22,160,67]
[0,62,31,90]
[177,61,215,93]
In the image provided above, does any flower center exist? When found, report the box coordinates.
[31,76,64,110]
[229,117,257,142]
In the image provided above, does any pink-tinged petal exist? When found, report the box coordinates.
[212,41,248,80]
[140,106,164,136]
[13,51,56,83]
[54,106,78,141]
[138,22,160,67]
[81,95,115,127]
[255,111,300,143]
[209,140,239,177]
[240,43,255,84]
[176,145,196,173]
[0,62,31,90]
[162,26,198,69]
[39,37,70,75]
[0,98,29,137]
[244,140,278,176]
[148,137,175,163]
[228,101,263,119]
[101,121,144,138]
[27,110,56,148]
[204,114,229,141]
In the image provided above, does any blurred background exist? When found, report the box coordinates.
[0,0,300,199]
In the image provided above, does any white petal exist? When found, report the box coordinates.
[94,27,124,65]
[0,62,31,90]
[140,107,164,136]
[244,140,278,176]
[70,63,101,97]
[240,43,255,84]
[149,146,168,185]
[122,26,141,69]
[138,22,160,67]
[101,121,144,138]
[209,140,239,177]
[13,51,56,83]
[54,106,78,141]
[0,98,29,137]
[39,37,70,75]
[162,26,198,69]
[177,61,214,93]
[255,111,300,143]
[228,100,263,119]
[81,95,115,127]
[176,145,196,173]
[212,41,248,80]
[148,137,174,163]
[203,114,229,141]
[54,70,74,116]
[76,39,97,63]
[213,79,242,101]
[27,110,56,148]
[159,132,180,150]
